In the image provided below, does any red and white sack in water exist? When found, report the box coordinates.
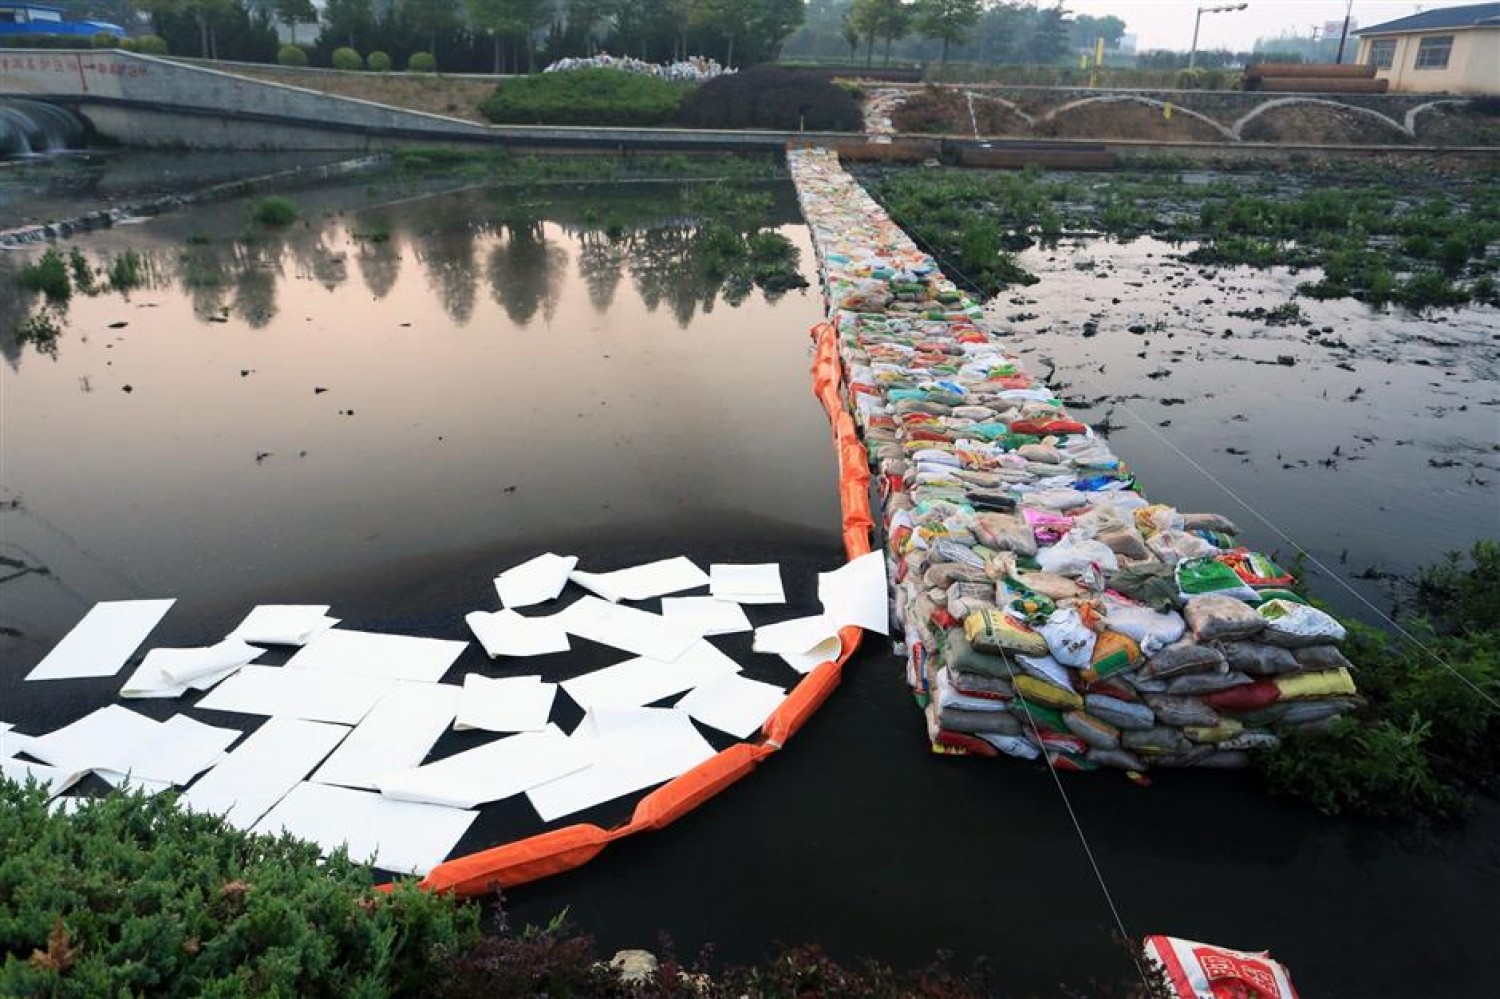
[1144,935,1300,999]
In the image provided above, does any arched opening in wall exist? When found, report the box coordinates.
[1237,101,1411,145]
[890,88,1032,138]
[1040,98,1230,142]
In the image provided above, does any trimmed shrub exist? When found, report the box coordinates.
[250,196,299,226]
[367,49,392,72]
[331,46,363,71]
[676,67,862,132]
[277,43,308,67]
[89,32,120,48]
[478,68,686,127]
[129,34,169,55]
[408,50,437,73]
[0,782,478,998]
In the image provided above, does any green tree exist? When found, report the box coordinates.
[914,0,980,66]
[400,0,459,58]
[565,0,620,54]
[274,0,316,45]
[850,0,909,67]
[1030,2,1073,64]
[467,0,551,72]
[323,0,375,48]
[691,0,804,67]
[1071,13,1126,52]
[138,0,234,58]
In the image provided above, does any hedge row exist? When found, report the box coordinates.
[479,67,862,132]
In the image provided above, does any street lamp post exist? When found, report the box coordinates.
[1188,3,1250,70]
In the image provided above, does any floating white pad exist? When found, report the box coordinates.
[465,609,570,658]
[26,706,240,786]
[559,641,739,711]
[453,674,556,733]
[283,629,467,683]
[378,725,591,809]
[752,614,843,673]
[179,717,349,830]
[559,596,700,662]
[569,557,709,603]
[196,665,394,725]
[227,605,339,646]
[494,553,578,609]
[526,709,717,822]
[675,673,787,740]
[817,552,890,635]
[25,599,176,681]
[709,563,786,605]
[310,681,461,791]
[120,639,264,699]
[659,597,753,637]
[253,782,477,876]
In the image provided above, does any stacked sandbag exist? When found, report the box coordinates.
[544,54,731,83]
[787,147,1362,772]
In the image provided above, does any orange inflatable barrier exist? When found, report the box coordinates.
[408,321,875,896]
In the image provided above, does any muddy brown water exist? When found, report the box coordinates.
[2,165,1498,998]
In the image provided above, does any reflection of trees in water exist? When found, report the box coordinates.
[575,231,625,314]
[231,240,284,329]
[0,257,37,371]
[286,228,349,294]
[625,223,710,329]
[357,239,402,300]
[413,225,480,326]
[485,220,567,328]
[177,242,231,319]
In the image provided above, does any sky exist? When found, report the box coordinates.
[1059,0,1476,51]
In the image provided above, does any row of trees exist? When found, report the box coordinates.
[787,0,1110,68]
[47,0,810,71]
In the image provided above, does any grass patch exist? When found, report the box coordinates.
[0,781,477,998]
[250,196,300,227]
[17,248,71,303]
[479,69,687,127]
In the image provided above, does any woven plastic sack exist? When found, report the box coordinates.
[1143,935,1301,999]
[1257,599,1347,648]
[1039,606,1097,668]
[1274,667,1357,701]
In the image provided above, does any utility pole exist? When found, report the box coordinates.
[1189,4,1250,71]
[1335,0,1355,63]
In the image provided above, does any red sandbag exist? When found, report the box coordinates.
[1204,680,1281,713]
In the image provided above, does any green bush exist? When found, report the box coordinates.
[277,44,308,67]
[676,67,862,131]
[89,32,120,48]
[367,50,392,72]
[17,249,71,303]
[0,782,477,998]
[250,196,299,226]
[478,69,686,127]
[332,46,363,71]
[407,51,436,73]
[127,34,169,55]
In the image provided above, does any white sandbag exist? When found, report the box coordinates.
[1038,608,1097,669]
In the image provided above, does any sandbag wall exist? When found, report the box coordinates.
[787,147,1362,771]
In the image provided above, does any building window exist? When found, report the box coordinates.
[1414,35,1453,70]
[1367,39,1396,69]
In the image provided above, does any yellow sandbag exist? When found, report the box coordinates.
[965,607,1049,656]
[1275,667,1357,701]
[1015,674,1084,712]
[1185,719,1245,744]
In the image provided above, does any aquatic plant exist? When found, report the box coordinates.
[250,196,300,227]
[17,249,71,303]
[1260,542,1500,819]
